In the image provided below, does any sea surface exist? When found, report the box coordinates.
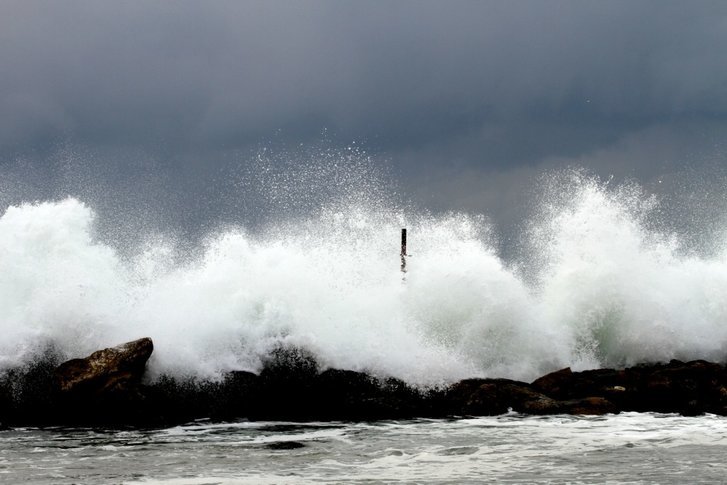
[2,413,727,484]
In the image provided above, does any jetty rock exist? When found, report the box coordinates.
[55,337,153,396]
[6,337,727,426]
[531,359,727,415]
[50,337,154,424]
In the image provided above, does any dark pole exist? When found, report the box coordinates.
[401,228,407,273]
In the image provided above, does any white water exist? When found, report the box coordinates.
[3,171,727,385]
[5,414,727,484]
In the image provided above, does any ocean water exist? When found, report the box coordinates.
[3,413,727,484]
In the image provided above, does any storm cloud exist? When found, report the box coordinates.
[2,1,727,237]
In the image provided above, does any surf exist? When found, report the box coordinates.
[2,168,727,386]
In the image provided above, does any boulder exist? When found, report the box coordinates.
[531,367,574,397]
[0,349,61,425]
[623,359,726,415]
[558,396,618,415]
[54,337,153,398]
[532,367,627,401]
[530,360,727,415]
[250,346,431,420]
[444,378,555,416]
[140,370,261,425]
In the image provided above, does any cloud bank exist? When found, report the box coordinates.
[1,1,726,238]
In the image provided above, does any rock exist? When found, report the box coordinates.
[444,378,617,416]
[558,396,617,415]
[55,337,153,396]
[531,367,573,397]
[137,345,433,423]
[252,346,323,420]
[530,360,727,415]
[444,378,555,416]
[7,338,727,425]
[136,370,261,426]
[0,347,63,426]
[250,346,431,420]
[623,359,726,415]
[532,367,627,401]
[50,338,154,424]
[310,368,406,420]
[211,370,260,419]
[518,395,562,415]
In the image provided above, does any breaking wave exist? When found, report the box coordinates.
[3,168,727,386]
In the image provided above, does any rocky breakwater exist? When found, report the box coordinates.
[3,338,727,426]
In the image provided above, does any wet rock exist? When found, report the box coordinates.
[530,360,727,415]
[55,337,153,396]
[0,348,63,426]
[252,346,323,420]
[447,379,617,416]
[558,396,617,415]
[532,367,627,401]
[311,368,405,420]
[531,367,573,397]
[136,346,433,423]
[7,337,727,425]
[212,370,261,419]
[444,378,554,416]
[518,395,562,415]
[142,370,263,425]
[623,359,726,415]
[250,347,430,420]
[51,338,153,424]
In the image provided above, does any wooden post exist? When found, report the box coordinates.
[401,228,407,273]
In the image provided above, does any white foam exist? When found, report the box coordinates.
[3,171,727,385]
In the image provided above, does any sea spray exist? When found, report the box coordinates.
[3,171,727,385]
[531,171,727,370]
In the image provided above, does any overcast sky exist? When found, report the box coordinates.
[2,1,727,242]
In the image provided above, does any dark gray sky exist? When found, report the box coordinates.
[2,1,727,242]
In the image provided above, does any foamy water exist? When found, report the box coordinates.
[4,414,727,484]
[2,171,727,385]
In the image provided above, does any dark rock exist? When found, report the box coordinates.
[312,368,400,420]
[518,395,562,415]
[250,347,431,420]
[8,338,727,425]
[0,347,63,426]
[532,367,627,402]
[50,338,154,424]
[211,370,260,420]
[55,337,153,396]
[531,367,573,397]
[252,346,322,420]
[138,369,261,426]
[530,360,727,416]
[623,359,725,415]
[139,347,433,424]
[444,378,617,416]
[558,396,617,415]
[353,375,431,420]
[444,378,554,416]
